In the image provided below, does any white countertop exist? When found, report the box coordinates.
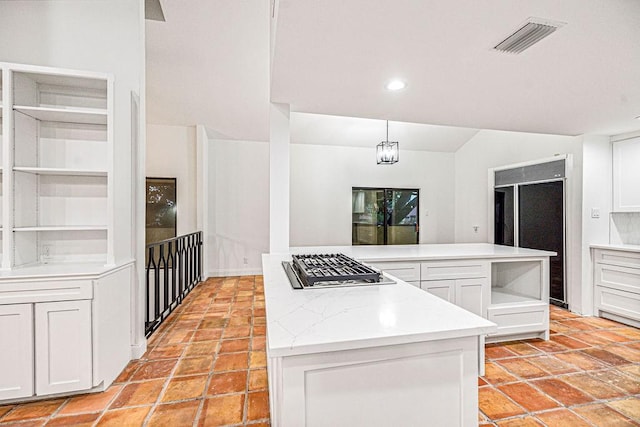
[590,243,640,253]
[263,251,497,358]
[287,243,556,262]
[0,260,133,280]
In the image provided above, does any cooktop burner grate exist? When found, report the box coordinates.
[290,253,381,287]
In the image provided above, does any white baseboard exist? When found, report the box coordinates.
[208,267,263,277]
[131,342,147,360]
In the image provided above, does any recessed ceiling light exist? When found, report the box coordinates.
[386,80,406,91]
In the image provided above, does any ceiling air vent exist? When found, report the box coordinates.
[494,18,565,54]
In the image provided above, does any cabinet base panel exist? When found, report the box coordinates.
[599,310,640,328]
[0,381,105,405]
[486,330,548,344]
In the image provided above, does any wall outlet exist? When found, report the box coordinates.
[243,257,248,265]
[591,208,600,219]
[473,225,479,233]
[42,244,51,263]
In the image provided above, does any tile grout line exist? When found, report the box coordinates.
[193,276,236,427]
[482,337,640,425]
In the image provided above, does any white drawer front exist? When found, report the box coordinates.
[0,280,93,305]
[487,304,547,337]
[595,264,640,293]
[367,262,420,282]
[421,261,488,280]
[594,249,640,269]
[595,285,640,322]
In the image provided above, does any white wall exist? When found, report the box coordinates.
[207,139,269,276]
[146,124,198,235]
[290,144,455,246]
[580,135,612,315]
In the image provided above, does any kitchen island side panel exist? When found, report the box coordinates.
[270,336,478,427]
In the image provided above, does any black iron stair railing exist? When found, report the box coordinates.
[145,231,203,337]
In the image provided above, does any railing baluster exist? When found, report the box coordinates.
[168,241,176,309]
[145,231,203,337]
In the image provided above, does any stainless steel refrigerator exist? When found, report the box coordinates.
[494,160,566,307]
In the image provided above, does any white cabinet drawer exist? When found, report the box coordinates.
[367,262,420,282]
[594,249,640,269]
[0,280,93,305]
[595,264,640,293]
[486,304,548,337]
[595,285,640,322]
[421,260,488,280]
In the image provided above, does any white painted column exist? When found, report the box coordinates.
[196,125,210,278]
[269,103,290,253]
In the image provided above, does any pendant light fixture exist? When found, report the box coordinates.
[376,120,399,165]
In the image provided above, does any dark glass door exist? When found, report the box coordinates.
[352,189,385,245]
[386,189,419,245]
[494,187,515,246]
[518,181,565,305]
[352,188,419,245]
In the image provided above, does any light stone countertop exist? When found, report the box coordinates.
[262,247,508,358]
[286,243,556,261]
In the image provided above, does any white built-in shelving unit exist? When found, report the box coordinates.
[4,65,113,269]
[0,63,129,404]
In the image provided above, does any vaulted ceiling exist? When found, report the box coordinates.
[146,0,640,144]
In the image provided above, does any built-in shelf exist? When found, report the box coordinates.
[13,105,107,125]
[13,226,108,232]
[13,167,106,177]
[490,289,540,305]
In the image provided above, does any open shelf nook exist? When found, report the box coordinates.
[486,258,550,342]
[5,64,113,270]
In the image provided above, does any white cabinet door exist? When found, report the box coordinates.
[613,137,640,212]
[455,278,487,317]
[421,280,455,303]
[35,300,92,395]
[0,304,34,400]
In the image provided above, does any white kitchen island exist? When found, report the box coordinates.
[263,252,496,427]
[262,244,554,427]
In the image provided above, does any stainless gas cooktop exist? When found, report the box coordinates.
[282,253,395,289]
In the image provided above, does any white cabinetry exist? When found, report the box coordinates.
[4,63,113,269]
[421,260,490,318]
[270,336,480,427]
[368,256,549,343]
[0,63,130,404]
[487,259,549,342]
[0,304,33,400]
[35,300,92,395]
[613,137,640,212]
[593,247,640,328]
[366,261,420,287]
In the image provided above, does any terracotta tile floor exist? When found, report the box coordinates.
[479,305,640,427]
[0,276,639,426]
